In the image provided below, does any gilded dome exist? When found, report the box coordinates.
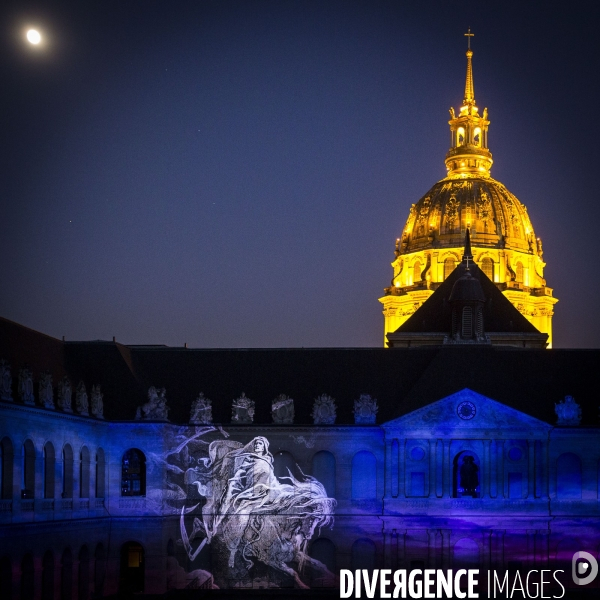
[398,177,540,256]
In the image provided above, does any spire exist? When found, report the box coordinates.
[463,28,475,106]
[462,228,473,263]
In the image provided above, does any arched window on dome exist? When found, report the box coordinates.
[444,257,456,280]
[473,127,481,147]
[413,261,422,284]
[457,127,465,146]
[516,262,524,283]
[480,257,493,280]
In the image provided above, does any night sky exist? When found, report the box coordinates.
[1,1,599,348]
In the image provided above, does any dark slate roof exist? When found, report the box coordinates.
[393,261,541,334]
[1,316,598,426]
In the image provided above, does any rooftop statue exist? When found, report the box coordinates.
[272,394,294,424]
[90,384,104,419]
[312,394,336,425]
[0,359,13,402]
[555,395,581,426]
[353,394,378,424]
[190,392,212,425]
[75,381,89,416]
[57,376,73,412]
[39,371,55,409]
[18,366,35,405]
[136,386,170,421]
[231,393,254,424]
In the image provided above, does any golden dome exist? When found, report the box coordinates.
[379,32,557,347]
[398,177,540,256]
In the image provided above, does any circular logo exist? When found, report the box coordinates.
[457,401,476,420]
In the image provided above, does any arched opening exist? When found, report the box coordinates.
[121,449,146,496]
[44,442,55,499]
[453,451,481,498]
[352,451,377,500]
[42,550,54,600]
[312,451,336,498]
[481,257,493,280]
[1,437,13,499]
[79,447,90,499]
[309,538,336,587]
[21,554,34,600]
[22,440,35,499]
[351,539,376,571]
[453,538,480,569]
[457,127,465,146]
[94,543,105,597]
[557,453,582,499]
[61,548,72,600]
[78,545,89,600]
[473,127,482,147]
[516,262,524,283]
[95,449,105,498]
[273,450,298,482]
[444,257,456,280]
[62,445,74,499]
[119,542,145,595]
[413,261,422,284]
[0,556,12,600]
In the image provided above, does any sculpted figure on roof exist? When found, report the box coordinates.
[0,360,12,402]
[57,376,72,412]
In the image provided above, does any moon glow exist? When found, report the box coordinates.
[26,29,41,45]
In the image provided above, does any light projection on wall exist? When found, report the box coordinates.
[153,427,336,589]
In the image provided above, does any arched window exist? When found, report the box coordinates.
[413,261,422,283]
[310,539,336,587]
[556,453,582,499]
[1,437,13,499]
[0,556,12,600]
[94,544,106,597]
[444,257,456,280]
[78,545,89,600]
[453,452,481,498]
[473,127,481,147]
[457,127,465,146]
[481,257,493,280]
[352,451,377,500]
[63,445,74,499]
[516,262,524,283]
[80,447,90,499]
[453,538,480,569]
[61,548,72,600]
[44,442,55,499]
[121,449,146,497]
[21,554,34,600]
[42,550,54,600]
[462,306,473,338]
[22,440,35,499]
[119,542,145,594]
[312,451,336,498]
[95,449,105,498]
[273,451,298,482]
[351,539,376,571]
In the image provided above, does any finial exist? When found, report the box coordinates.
[464,27,474,50]
[462,228,473,265]
[463,28,475,106]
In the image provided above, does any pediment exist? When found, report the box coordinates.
[383,388,551,433]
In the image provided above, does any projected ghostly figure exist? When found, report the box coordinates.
[180,434,336,589]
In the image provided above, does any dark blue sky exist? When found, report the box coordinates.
[1,1,599,348]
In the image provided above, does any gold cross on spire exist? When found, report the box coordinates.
[464,27,474,49]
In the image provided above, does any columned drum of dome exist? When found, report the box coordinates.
[379,35,557,347]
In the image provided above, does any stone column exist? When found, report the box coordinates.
[436,439,443,497]
[482,440,491,498]
[527,440,535,499]
[397,529,407,569]
[399,439,406,498]
[428,440,435,498]
[441,529,451,569]
[497,440,505,498]
[443,440,451,498]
